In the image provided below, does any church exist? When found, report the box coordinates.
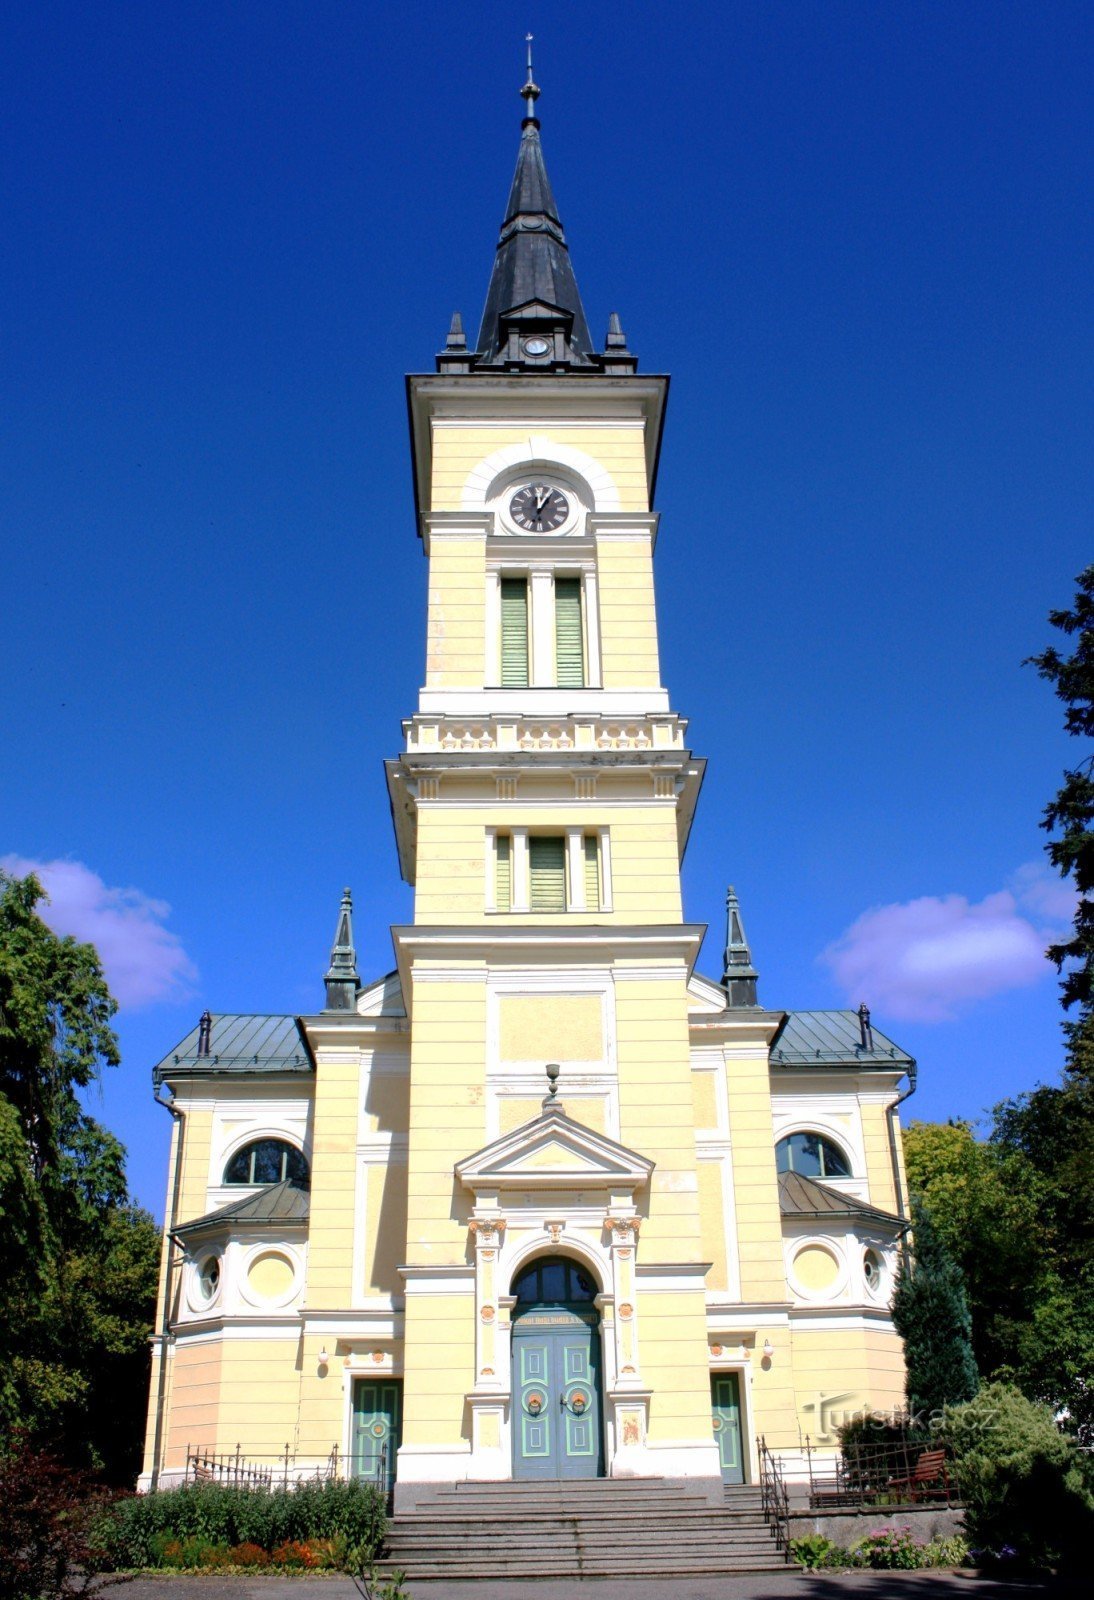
[140,66,915,1507]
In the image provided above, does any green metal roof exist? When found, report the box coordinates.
[770,1010,913,1069]
[153,1014,314,1086]
[173,1179,310,1239]
[778,1170,906,1229]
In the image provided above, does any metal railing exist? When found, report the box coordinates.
[184,1443,344,1489]
[757,1435,791,1553]
[804,1435,959,1509]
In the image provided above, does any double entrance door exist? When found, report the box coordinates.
[511,1308,602,1479]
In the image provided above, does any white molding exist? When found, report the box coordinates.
[416,689,672,716]
[401,1267,476,1295]
[460,437,621,514]
[790,1311,899,1332]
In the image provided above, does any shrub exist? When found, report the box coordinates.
[851,1526,924,1569]
[271,1538,318,1568]
[228,1541,270,1568]
[922,1533,970,1568]
[95,1474,386,1568]
[935,1381,1094,1573]
[790,1533,840,1570]
[0,1436,118,1600]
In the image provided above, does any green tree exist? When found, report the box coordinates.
[891,1199,978,1423]
[902,1120,1042,1380]
[0,870,160,1482]
[1026,562,1094,1077]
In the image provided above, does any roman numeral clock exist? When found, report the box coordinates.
[509,482,570,532]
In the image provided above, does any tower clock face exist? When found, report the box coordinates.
[509,483,570,532]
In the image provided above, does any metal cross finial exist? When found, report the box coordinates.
[521,31,541,118]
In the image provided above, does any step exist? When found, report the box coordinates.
[377,1559,790,1578]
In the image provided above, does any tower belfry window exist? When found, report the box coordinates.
[529,836,567,911]
[500,577,530,687]
[554,576,585,687]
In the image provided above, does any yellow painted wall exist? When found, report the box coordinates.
[429,423,651,515]
[725,1054,786,1305]
[697,1161,729,1292]
[595,535,661,689]
[307,1052,361,1309]
[790,1325,906,1442]
[425,535,486,689]
[413,805,683,924]
[364,1160,408,1296]
[861,1101,901,1212]
[498,994,603,1061]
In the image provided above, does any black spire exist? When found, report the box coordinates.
[323,887,360,1012]
[722,886,760,1008]
[472,39,595,369]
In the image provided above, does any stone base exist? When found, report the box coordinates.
[789,1503,965,1543]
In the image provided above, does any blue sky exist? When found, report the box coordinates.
[2,1,1090,1219]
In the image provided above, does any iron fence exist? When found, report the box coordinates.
[184,1443,344,1489]
[805,1436,959,1509]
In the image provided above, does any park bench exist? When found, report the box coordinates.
[887,1448,951,1502]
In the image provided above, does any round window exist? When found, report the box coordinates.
[863,1249,883,1293]
[198,1255,221,1302]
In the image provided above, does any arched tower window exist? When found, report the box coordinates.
[775,1131,851,1180]
[223,1138,309,1189]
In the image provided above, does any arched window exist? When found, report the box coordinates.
[512,1256,598,1305]
[223,1138,309,1189]
[776,1131,851,1180]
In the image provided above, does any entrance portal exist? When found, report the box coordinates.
[710,1372,745,1484]
[352,1377,402,1498]
[510,1257,603,1480]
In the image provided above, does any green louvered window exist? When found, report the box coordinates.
[583,835,601,911]
[495,833,512,910]
[529,836,567,912]
[500,577,529,687]
[554,577,585,687]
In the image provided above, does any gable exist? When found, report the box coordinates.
[456,1105,653,1195]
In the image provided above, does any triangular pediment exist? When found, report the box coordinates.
[456,1106,653,1194]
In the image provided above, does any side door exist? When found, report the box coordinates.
[352,1378,402,1498]
[711,1371,745,1484]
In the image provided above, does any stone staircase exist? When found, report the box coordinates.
[381,1479,788,1580]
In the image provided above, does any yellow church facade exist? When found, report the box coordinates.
[141,82,913,1505]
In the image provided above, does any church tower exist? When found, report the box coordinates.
[386,63,721,1489]
[141,57,914,1515]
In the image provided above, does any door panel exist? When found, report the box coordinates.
[512,1313,602,1479]
[711,1372,745,1484]
[352,1379,402,1496]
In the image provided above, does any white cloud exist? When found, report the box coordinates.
[0,855,198,1010]
[820,863,1074,1023]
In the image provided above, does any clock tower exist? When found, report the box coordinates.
[385,65,725,1495]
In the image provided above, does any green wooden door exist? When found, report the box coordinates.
[711,1372,745,1484]
[352,1378,402,1496]
[511,1257,603,1480]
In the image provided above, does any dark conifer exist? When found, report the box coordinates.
[892,1199,979,1424]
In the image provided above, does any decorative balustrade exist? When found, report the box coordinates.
[403,714,684,755]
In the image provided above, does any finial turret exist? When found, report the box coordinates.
[521,33,541,125]
[324,886,360,1012]
[723,885,760,1008]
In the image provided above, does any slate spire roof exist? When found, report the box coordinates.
[723,885,760,1007]
[473,111,595,367]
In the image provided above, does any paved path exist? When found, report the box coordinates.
[117,1574,1090,1600]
